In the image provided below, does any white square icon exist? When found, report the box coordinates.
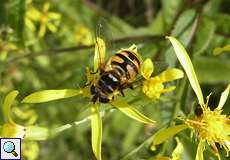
[0,138,21,160]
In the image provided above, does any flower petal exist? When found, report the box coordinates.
[38,24,46,37]
[3,90,19,124]
[152,124,188,146]
[141,58,154,80]
[48,12,61,20]
[166,36,204,105]
[47,23,57,33]
[43,2,50,12]
[94,37,106,72]
[216,84,230,110]
[196,140,205,160]
[111,100,155,124]
[159,68,184,83]
[25,18,36,31]
[91,104,102,160]
[22,89,82,103]
[161,86,176,93]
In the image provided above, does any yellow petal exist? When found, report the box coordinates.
[22,89,82,103]
[26,7,41,21]
[141,58,154,80]
[94,37,106,72]
[48,12,61,20]
[25,18,36,31]
[47,23,57,33]
[43,2,50,12]
[111,100,155,124]
[196,140,205,160]
[216,84,230,110]
[91,104,102,160]
[166,36,204,105]
[161,86,176,93]
[38,24,46,37]
[152,124,188,146]
[3,90,19,124]
[159,68,184,83]
[213,44,230,56]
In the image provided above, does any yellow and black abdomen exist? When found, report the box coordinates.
[90,48,141,103]
[110,50,141,84]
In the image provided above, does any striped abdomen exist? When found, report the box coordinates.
[110,50,141,84]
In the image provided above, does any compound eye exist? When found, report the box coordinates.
[99,96,109,103]
[90,85,97,94]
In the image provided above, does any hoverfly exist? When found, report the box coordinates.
[86,20,143,104]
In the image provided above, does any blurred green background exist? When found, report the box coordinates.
[0,0,230,159]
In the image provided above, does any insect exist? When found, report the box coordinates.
[90,43,142,103]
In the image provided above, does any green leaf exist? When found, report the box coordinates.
[167,36,204,105]
[193,56,230,83]
[91,104,102,160]
[3,90,19,124]
[162,0,183,30]
[152,124,188,146]
[214,13,230,35]
[111,100,155,124]
[194,18,215,56]
[22,89,83,103]
[165,9,196,66]
[149,11,165,34]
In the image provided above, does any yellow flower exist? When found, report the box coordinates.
[167,36,230,160]
[0,91,49,140]
[25,1,61,37]
[0,27,18,60]
[74,25,93,45]
[141,58,184,100]
[185,86,230,160]
[0,39,17,60]
[38,2,61,37]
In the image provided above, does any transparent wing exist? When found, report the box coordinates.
[94,18,115,72]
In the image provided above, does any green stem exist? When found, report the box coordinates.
[53,108,115,135]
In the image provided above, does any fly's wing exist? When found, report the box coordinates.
[94,18,115,72]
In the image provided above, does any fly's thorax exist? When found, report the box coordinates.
[98,70,121,94]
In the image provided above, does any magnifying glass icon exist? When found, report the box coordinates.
[3,141,18,157]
